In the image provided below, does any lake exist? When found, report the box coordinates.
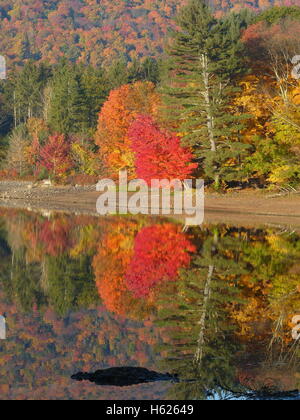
[0,209,299,400]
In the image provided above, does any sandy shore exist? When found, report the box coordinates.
[1,180,300,229]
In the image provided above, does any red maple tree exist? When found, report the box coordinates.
[128,115,197,184]
[38,134,72,178]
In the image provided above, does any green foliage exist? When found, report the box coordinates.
[255,6,300,25]
[163,0,250,187]
[0,135,9,168]
[9,62,51,126]
[107,57,161,90]
[81,66,109,129]
[245,101,300,188]
[46,254,98,316]
[36,166,49,181]
[128,58,161,85]
[5,124,30,175]
[156,227,249,399]
[0,212,300,399]
[47,62,90,134]
[7,248,46,312]
[0,2,299,189]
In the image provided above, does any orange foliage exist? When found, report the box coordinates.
[95,82,160,179]
[93,220,195,318]
[92,219,154,319]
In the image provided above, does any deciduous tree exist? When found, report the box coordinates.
[128,115,197,183]
[38,134,73,179]
[95,81,160,179]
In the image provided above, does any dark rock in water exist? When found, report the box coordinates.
[71,367,178,387]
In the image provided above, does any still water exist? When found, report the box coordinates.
[0,209,299,400]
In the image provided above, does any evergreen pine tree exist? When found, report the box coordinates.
[20,34,32,60]
[128,58,160,85]
[10,62,51,126]
[48,62,89,134]
[164,0,250,188]
[141,58,160,84]
[156,226,248,399]
[81,66,109,129]
[106,58,129,90]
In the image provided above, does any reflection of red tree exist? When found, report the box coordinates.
[93,220,155,319]
[38,219,72,256]
[125,224,195,298]
[93,221,194,318]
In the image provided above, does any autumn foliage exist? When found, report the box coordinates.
[37,219,73,257]
[0,1,294,68]
[1,210,300,399]
[1,3,300,189]
[0,0,186,67]
[92,221,195,317]
[125,224,196,298]
[92,220,155,319]
[95,82,160,179]
[38,134,72,179]
[128,115,198,184]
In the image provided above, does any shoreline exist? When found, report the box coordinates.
[1,180,300,229]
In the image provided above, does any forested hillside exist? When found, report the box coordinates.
[0,0,298,67]
[1,1,300,190]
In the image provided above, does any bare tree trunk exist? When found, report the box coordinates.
[194,265,214,365]
[42,85,53,123]
[201,53,216,153]
[269,49,290,105]
[11,251,15,282]
[40,259,49,293]
[201,53,220,188]
[13,91,17,128]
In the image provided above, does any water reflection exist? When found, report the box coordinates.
[0,209,299,400]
